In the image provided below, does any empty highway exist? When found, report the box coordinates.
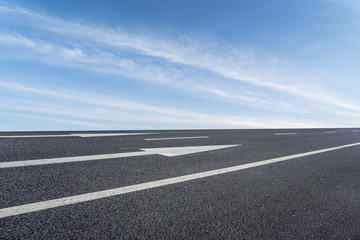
[1,128,360,239]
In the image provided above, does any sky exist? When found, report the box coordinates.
[0,0,360,130]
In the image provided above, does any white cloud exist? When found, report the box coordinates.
[1,2,360,131]
[0,80,327,129]
[326,0,360,11]
[1,111,108,128]
[0,80,203,117]
[0,33,280,108]
[1,4,359,113]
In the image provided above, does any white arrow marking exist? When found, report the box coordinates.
[0,145,239,168]
[141,145,238,157]
[1,142,360,219]
[0,133,155,138]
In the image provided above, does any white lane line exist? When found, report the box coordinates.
[0,151,149,168]
[75,133,155,137]
[0,134,71,138]
[0,145,239,168]
[324,131,337,134]
[0,133,155,138]
[144,136,209,141]
[352,130,359,132]
[274,133,298,136]
[1,142,360,218]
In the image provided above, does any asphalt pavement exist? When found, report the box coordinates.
[1,128,360,239]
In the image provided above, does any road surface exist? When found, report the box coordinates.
[1,128,360,239]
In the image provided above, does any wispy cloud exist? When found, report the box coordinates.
[0,33,274,108]
[1,3,359,113]
[0,80,324,129]
[1,2,360,130]
[0,80,204,117]
[1,111,108,128]
[326,0,360,11]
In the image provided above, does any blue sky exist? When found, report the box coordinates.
[0,0,360,130]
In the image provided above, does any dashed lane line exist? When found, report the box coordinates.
[145,136,209,141]
[274,133,298,136]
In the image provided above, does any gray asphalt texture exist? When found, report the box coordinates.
[1,128,360,239]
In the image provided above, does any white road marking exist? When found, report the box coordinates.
[0,133,154,138]
[274,133,297,136]
[75,133,155,137]
[352,130,359,132]
[141,145,237,157]
[0,145,239,168]
[0,134,71,138]
[144,136,209,141]
[324,131,337,134]
[1,142,360,218]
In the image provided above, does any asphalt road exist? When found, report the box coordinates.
[1,128,360,239]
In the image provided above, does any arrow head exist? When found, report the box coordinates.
[141,144,240,157]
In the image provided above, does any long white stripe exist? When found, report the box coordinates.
[0,151,150,168]
[0,134,71,138]
[0,133,154,138]
[324,131,337,134]
[144,136,208,141]
[1,142,360,218]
